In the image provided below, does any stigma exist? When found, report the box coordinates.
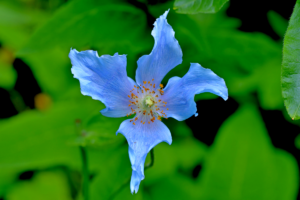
[127,79,168,125]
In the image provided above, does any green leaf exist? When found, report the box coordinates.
[17,1,149,56]
[17,0,152,100]
[0,99,100,171]
[144,137,207,184]
[282,0,300,120]
[267,10,288,38]
[0,2,49,50]
[174,0,229,14]
[0,97,127,176]
[5,170,72,200]
[197,104,299,200]
[0,61,17,90]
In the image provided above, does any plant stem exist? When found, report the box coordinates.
[80,146,89,200]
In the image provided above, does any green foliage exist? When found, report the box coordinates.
[198,104,299,200]
[5,171,72,200]
[174,0,229,14]
[267,10,288,38]
[150,3,283,109]
[282,0,300,120]
[0,0,299,199]
[0,61,16,90]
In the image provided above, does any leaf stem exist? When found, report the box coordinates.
[80,146,89,200]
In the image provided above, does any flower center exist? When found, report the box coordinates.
[126,79,169,125]
[144,96,154,107]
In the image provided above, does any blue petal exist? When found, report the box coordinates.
[135,10,182,88]
[69,49,135,117]
[162,63,228,121]
[117,119,172,193]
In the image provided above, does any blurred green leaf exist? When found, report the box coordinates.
[0,97,127,175]
[0,2,49,50]
[0,99,100,171]
[6,170,72,200]
[0,61,17,90]
[267,10,288,38]
[174,0,229,14]
[89,145,131,200]
[18,0,152,100]
[147,174,199,200]
[282,0,300,120]
[69,112,125,148]
[18,0,149,56]
[197,104,299,200]
[295,134,300,149]
[20,49,80,101]
[145,137,207,184]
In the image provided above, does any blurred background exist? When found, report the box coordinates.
[0,0,299,199]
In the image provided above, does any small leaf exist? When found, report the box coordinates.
[174,0,229,14]
[282,0,300,120]
[267,10,288,38]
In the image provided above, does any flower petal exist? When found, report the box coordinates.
[162,63,228,121]
[69,49,135,117]
[135,10,182,88]
[117,119,172,193]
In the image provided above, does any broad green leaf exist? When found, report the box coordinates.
[0,2,49,50]
[174,0,229,14]
[282,0,300,120]
[0,61,17,90]
[17,0,152,100]
[5,171,72,200]
[89,145,131,200]
[0,99,100,171]
[267,10,288,38]
[0,98,126,181]
[144,137,207,184]
[197,104,299,200]
[17,1,149,56]
[146,174,200,200]
[20,49,79,101]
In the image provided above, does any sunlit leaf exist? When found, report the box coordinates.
[0,98,126,175]
[5,171,72,200]
[282,0,300,120]
[174,0,229,14]
[197,104,299,200]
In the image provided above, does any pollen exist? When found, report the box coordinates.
[127,79,169,125]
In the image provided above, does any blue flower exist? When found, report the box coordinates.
[69,10,228,194]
